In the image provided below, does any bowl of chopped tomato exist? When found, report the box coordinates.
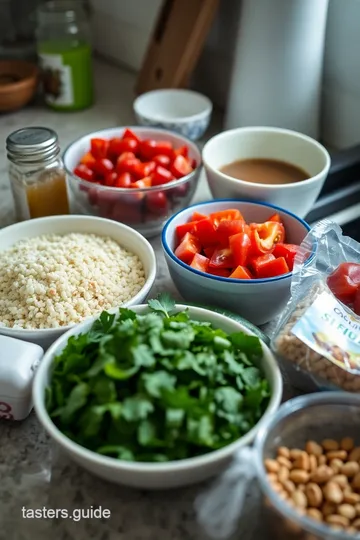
[63,127,201,237]
[162,200,312,325]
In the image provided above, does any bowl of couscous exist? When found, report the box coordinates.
[0,215,156,349]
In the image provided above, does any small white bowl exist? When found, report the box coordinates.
[0,216,156,349]
[33,304,283,489]
[162,199,311,326]
[133,89,212,141]
[202,126,331,218]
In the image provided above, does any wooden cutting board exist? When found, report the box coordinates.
[135,0,219,94]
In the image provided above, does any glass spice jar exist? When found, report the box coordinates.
[6,127,70,221]
[36,0,94,111]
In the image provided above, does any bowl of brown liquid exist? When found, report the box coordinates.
[202,127,331,218]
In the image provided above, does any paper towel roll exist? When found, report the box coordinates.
[224,0,329,139]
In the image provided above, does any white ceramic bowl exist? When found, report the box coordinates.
[33,304,283,490]
[203,126,331,218]
[64,126,202,238]
[0,216,156,349]
[133,89,212,141]
[162,199,311,326]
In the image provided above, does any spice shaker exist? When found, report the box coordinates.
[6,127,70,221]
[0,334,43,421]
[36,0,94,111]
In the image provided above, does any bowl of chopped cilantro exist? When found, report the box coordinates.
[33,294,282,489]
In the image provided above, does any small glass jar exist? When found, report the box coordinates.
[36,1,94,111]
[6,127,70,221]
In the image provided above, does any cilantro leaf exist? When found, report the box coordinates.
[148,293,175,317]
[122,396,154,422]
[142,371,176,398]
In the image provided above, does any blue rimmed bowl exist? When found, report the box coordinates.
[133,89,212,141]
[161,199,312,326]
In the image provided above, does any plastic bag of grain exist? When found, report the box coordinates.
[272,219,360,393]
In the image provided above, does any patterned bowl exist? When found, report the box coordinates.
[133,89,212,141]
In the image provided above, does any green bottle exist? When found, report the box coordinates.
[37,1,94,111]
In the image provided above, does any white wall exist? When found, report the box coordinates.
[89,0,162,70]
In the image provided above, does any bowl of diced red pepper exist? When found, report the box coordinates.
[64,127,202,237]
[162,199,312,325]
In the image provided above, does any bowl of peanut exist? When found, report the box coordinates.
[255,392,360,540]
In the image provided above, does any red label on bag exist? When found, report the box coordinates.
[0,401,14,419]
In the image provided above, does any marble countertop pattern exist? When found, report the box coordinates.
[0,60,289,540]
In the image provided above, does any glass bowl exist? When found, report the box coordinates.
[64,127,202,238]
[254,392,360,540]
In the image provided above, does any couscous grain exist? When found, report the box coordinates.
[0,233,146,329]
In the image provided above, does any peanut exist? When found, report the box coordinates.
[306,508,322,522]
[349,447,360,462]
[265,459,280,473]
[293,452,310,471]
[306,441,323,456]
[331,474,348,489]
[355,503,360,516]
[277,456,292,469]
[326,450,348,461]
[322,439,339,451]
[352,472,360,490]
[309,455,317,473]
[323,481,344,504]
[326,514,349,528]
[289,448,304,460]
[329,458,343,474]
[289,469,310,484]
[343,492,360,505]
[282,480,296,494]
[292,490,308,509]
[267,473,278,483]
[305,483,323,507]
[318,455,327,466]
[341,461,360,478]
[310,465,333,484]
[277,446,290,459]
[278,466,289,483]
[341,437,355,452]
[338,503,356,520]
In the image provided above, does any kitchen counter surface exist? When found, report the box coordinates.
[0,59,289,540]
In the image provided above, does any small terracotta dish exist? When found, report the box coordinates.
[0,60,39,112]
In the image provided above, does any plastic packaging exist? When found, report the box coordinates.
[272,219,360,393]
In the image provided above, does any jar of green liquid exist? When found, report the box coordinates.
[37,1,94,111]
